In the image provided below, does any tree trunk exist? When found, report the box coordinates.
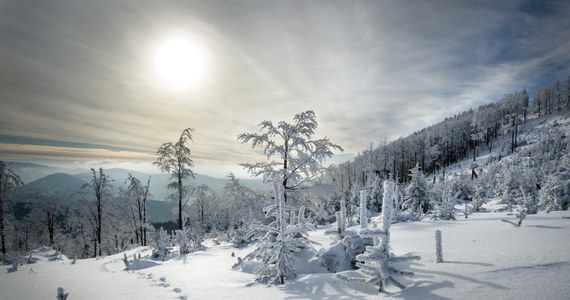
[282,140,289,204]
[0,196,5,256]
[178,175,183,230]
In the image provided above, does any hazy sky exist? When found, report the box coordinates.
[1,0,569,178]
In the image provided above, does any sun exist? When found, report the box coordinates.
[154,37,205,89]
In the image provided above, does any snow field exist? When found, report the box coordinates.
[1,209,569,299]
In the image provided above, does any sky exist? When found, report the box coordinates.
[1,0,569,178]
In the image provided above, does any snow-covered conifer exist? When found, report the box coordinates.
[338,178,420,292]
[539,175,569,212]
[153,227,171,261]
[471,183,487,212]
[438,186,457,220]
[245,183,315,284]
[403,163,431,220]
[174,228,193,255]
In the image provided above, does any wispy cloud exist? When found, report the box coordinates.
[1,0,569,176]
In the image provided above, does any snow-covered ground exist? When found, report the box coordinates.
[2,208,570,299]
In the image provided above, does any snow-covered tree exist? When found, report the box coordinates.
[539,174,569,212]
[174,228,197,255]
[338,178,420,292]
[238,110,343,204]
[191,184,214,237]
[154,128,196,230]
[403,163,431,220]
[26,193,63,248]
[223,172,263,229]
[0,161,23,258]
[126,174,151,246]
[153,227,172,261]
[245,183,315,284]
[325,194,354,239]
[471,183,487,212]
[435,184,456,220]
[81,168,112,257]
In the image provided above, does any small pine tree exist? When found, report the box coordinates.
[153,227,171,261]
[246,183,315,284]
[437,186,457,220]
[471,184,486,212]
[174,228,192,255]
[403,164,431,220]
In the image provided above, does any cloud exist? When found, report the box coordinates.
[1,0,569,176]
[0,143,154,161]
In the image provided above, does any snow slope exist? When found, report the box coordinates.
[2,209,570,299]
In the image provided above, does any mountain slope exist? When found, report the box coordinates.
[14,173,88,202]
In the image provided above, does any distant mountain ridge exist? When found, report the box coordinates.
[18,173,88,195]
[7,162,268,201]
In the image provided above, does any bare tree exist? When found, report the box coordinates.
[0,161,23,257]
[238,111,343,203]
[154,128,195,230]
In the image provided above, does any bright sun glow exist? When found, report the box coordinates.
[154,37,205,89]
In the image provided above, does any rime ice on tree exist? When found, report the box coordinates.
[325,195,354,239]
[403,163,431,220]
[338,178,420,292]
[245,183,315,285]
[435,230,443,263]
[360,190,368,229]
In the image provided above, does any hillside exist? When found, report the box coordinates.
[6,162,79,184]
[16,173,88,196]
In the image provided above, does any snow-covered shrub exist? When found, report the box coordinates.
[152,227,171,261]
[325,195,355,239]
[515,207,527,226]
[471,183,487,212]
[56,287,69,300]
[434,185,456,220]
[8,254,20,272]
[231,229,253,248]
[338,178,420,292]
[174,228,192,255]
[318,242,348,273]
[539,175,569,212]
[318,234,371,273]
